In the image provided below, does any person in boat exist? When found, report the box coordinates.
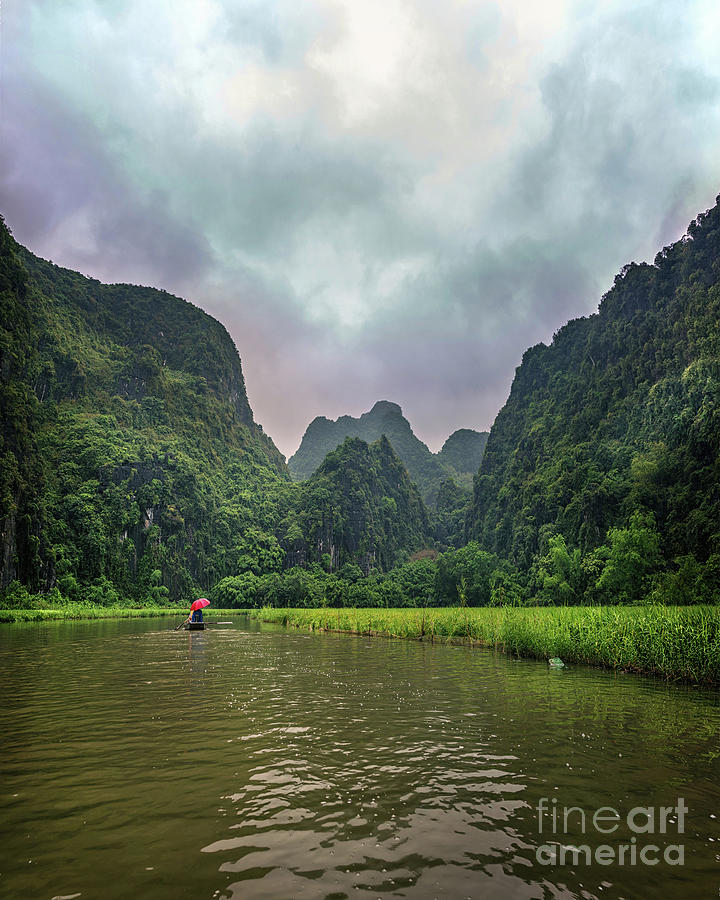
[182,606,204,627]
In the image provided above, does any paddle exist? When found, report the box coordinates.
[174,616,233,631]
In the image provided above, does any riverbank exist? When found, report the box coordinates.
[253,605,720,684]
[0,606,239,624]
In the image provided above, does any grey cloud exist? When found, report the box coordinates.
[341,238,593,449]
[179,131,410,256]
[288,0,720,451]
[501,2,720,261]
[217,0,326,64]
[1,73,214,288]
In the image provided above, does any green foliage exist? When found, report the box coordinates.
[649,554,720,606]
[489,565,523,607]
[5,191,720,614]
[534,534,585,605]
[287,436,431,573]
[386,559,437,607]
[433,477,472,549]
[437,429,489,489]
[81,576,121,607]
[1,580,33,609]
[593,511,662,604]
[435,542,504,607]
[254,605,720,684]
[0,221,436,604]
[236,528,284,575]
[0,219,289,602]
[468,194,720,601]
[211,573,261,608]
[210,549,510,611]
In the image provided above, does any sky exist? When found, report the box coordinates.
[3,0,720,458]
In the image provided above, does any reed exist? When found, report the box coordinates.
[0,607,239,623]
[253,605,720,684]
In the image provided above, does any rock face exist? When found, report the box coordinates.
[289,401,487,506]
[468,194,720,569]
[0,220,435,600]
[284,436,431,574]
[437,429,489,485]
[0,218,287,600]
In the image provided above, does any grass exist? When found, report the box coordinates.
[251,605,720,685]
[0,606,240,624]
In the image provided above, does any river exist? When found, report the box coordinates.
[1,616,718,899]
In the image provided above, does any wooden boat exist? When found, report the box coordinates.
[185,621,205,631]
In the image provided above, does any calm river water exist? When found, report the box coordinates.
[1,616,718,899]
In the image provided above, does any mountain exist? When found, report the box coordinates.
[288,401,487,505]
[437,429,489,488]
[282,436,430,574]
[0,217,290,602]
[0,219,436,603]
[468,194,720,575]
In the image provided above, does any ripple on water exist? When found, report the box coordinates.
[1,619,719,900]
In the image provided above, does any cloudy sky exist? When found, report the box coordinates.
[3,0,720,457]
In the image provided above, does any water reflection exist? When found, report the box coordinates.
[0,619,718,900]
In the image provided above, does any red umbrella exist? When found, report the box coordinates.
[190,598,210,612]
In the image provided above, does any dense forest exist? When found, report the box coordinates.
[2,193,720,609]
[0,220,431,605]
[469,194,720,605]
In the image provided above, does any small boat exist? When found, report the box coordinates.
[185,621,205,631]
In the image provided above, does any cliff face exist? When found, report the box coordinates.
[288,401,421,477]
[289,401,486,506]
[0,218,287,600]
[437,429,489,487]
[0,222,44,589]
[284,436,431,574]
[0,220,436,600]
[18,242,261,428]
[468,195,720,569]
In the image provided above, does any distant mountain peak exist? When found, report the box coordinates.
[438,429,489,478]
[289,400,488,506]
[366,400,403,417]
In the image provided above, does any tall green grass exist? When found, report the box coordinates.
[253,606,720,684]
[0,607,239,624]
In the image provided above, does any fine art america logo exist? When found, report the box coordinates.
[536,797,687,867]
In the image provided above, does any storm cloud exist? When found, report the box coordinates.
[3,0,720,455]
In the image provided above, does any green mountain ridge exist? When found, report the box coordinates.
[282,435,430,574]
[468,193,720,589]
[0,217,289,600]
[0,219,429,602]
[437,429,489,486]
[288,400,488,504]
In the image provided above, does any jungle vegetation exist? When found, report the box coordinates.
[468,194,720,603]
[2,193,720,610]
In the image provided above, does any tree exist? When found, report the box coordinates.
[236,528,284,575]
[434,542,498,606]
[594,511,662,604]
[534,534,585,605]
